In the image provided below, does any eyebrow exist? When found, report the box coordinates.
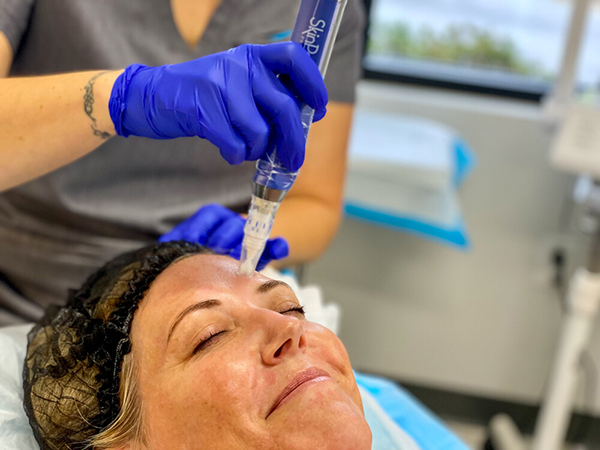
[167,281,293,343]
[256,280,293,294]
[167,299,221,343]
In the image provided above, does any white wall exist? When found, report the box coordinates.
[306,80,600,413]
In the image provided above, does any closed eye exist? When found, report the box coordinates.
[194,330,227,353]
[282,305,305,316]
[193,306,305,354]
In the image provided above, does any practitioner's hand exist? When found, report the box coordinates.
[109,42,328,172]
[158,203,289,271]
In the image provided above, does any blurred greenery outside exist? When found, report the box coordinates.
[368,21,550,79]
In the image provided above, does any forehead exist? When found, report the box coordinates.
[137,254,285,321]
[153,254,258,295]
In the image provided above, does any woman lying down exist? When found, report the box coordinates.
[23,241,373,450]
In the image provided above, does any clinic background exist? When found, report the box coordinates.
[1,0,598,447]
[305,0,600,446]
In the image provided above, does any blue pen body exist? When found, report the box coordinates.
[292,0,342,71]
[253,0,345,192]
[238,0,347,276]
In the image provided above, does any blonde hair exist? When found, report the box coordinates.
[86,352,145,449]
[23,243,212,450]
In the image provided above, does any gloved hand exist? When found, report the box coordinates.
[109,42,328,172]
[158,203,289,271]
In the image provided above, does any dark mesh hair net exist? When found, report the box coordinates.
[23,241,213,450]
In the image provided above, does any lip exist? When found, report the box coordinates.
[267,367,331,417]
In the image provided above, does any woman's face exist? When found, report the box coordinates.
[127,254,372,450]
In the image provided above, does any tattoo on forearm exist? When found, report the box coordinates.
[84,71,112,140]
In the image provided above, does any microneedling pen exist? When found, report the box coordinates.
[238,0,348,276]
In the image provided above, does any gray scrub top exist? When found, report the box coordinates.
[0,0,365,322]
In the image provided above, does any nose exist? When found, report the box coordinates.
[260,312,307,365]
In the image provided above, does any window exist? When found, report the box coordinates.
[363,0,600,100]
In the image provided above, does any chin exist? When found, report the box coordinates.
[272,417,372,450]
[269,382,372,450]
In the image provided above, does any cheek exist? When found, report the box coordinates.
[142,350,265,447]
[187,346,269,419]
[190,353,260,410]
[305,326,363,406]
[211,356,260,404]
[306,325,353,373]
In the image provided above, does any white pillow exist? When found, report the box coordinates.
[0,324,39,450]
[261,267,340,334]
[0,270,339,450]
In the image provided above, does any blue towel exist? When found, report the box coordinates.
[356,372,469,450]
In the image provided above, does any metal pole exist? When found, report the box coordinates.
[544,0,591,121]
[532,224,600,450]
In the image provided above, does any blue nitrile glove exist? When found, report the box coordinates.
[109,42,328,172]
[158,204,289,271]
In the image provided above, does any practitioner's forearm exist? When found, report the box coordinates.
[0,70,123,191]
[269,101,352,267]
[271,195,342,267]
